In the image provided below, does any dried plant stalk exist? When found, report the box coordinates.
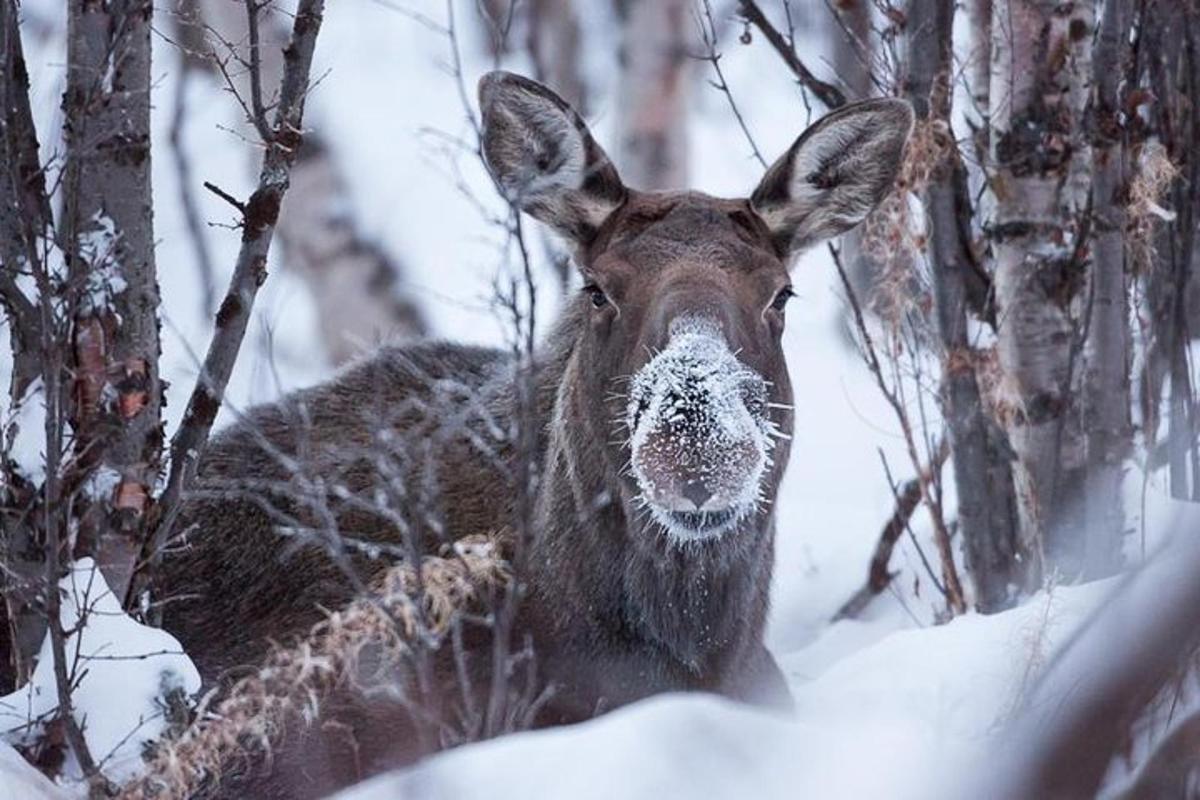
[119,534,510,800]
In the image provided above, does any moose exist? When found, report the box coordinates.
[156,72,912,796]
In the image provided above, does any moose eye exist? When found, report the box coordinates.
[770,286,795,312]
[584,284,609,309]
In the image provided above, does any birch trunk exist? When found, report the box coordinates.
[62,0,162,599]
[527,0,586,113]
[1081,0,1130,578]
[615,0,690,190]
[908,0,1023,611]
[829,0,875,305]
[989,0,1093,578]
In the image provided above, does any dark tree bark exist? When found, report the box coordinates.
[1141,3,1200,501]
[0,0,55,692]
[1081,0,1131,579]
[906,0,1023,611]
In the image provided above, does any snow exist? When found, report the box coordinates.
[77,211,127,315]
[0,740,68,800]
[335,579,1116,800]
[0,559,201,786]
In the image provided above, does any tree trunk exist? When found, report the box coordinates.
[527,0,586,114]
[907,0,1023,611]
[989,0,1094,579]
[527,0,587,293]
[615,0,690,190]
[0,0,55,691]
[1081,0,1131,578]
[62,0,162,601]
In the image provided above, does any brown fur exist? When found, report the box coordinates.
[156,72,911,797]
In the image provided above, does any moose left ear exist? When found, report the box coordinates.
[750,98,913,258]
[479,71,626,248]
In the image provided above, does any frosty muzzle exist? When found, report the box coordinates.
[627,318,774,540]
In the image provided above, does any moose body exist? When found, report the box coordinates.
[157,72,911,796]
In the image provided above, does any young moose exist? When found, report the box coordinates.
[158,72,911,795]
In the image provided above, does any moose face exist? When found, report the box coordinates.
[479,71,912,542]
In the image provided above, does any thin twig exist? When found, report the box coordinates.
[833,438,950,620]
[131,0,328,616]
[829,242,967,615]
[697,0,767,169]
[737,0,847,108]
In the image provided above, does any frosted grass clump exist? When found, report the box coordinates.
[626,317,780,541]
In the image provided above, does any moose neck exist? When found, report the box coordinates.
[525,305,775,675]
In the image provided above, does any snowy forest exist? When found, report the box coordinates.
[3,0,1200,797]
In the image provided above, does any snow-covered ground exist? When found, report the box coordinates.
[1,1,1188,796]
[0,561,200,786]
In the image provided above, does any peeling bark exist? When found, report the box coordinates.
[989,0,1094,578]
[61,0,162,601]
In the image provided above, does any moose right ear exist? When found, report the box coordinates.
[479,71,626,247]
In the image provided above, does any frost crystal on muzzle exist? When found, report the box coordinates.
[626,317,779,529]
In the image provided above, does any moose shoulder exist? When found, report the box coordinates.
[157,72,911,795]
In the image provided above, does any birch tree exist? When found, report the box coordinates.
[60,0,162,601]
[615,0,691,190]
[989,0,1095,578]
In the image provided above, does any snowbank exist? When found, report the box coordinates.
[0,559,201,785]
[0,740,69,800]
[336,580,1113,800]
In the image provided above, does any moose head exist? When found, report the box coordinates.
[479,71,911,543]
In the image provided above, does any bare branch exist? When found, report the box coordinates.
[737,0,847,109]
[833,438,949,621]
[134,0,328,615]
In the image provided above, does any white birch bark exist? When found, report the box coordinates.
[989,0,1094,576]
[63,0,162,598]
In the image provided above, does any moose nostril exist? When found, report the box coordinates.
[681,481,713,511]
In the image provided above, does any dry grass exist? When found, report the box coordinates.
[862,117,951,329]
[118,533,510,800]
[1127,141,1180,276]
